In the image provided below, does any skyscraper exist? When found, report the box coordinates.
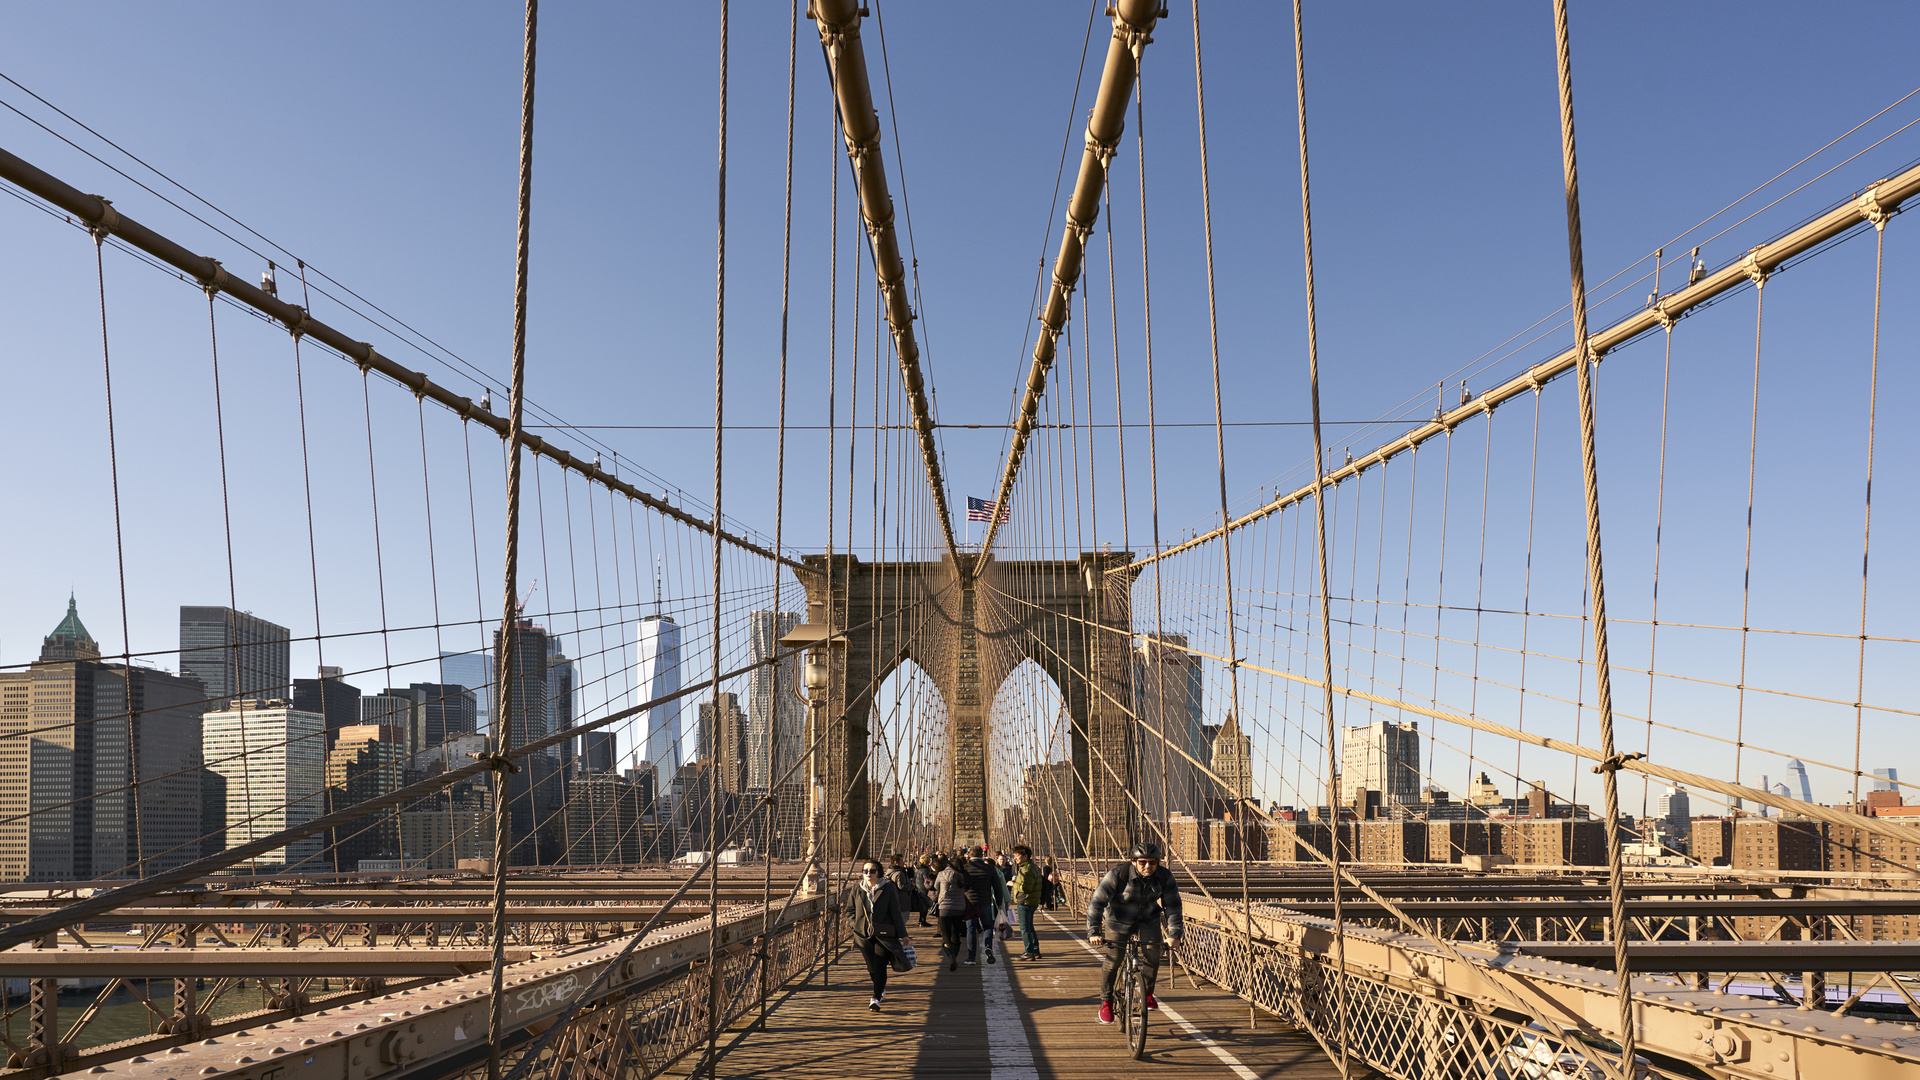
[636,614,683,791]
[91,662,206,879]
[1133,633,1208,820]
[438,650,492,734]
[494,621,560,864]
[547,636,575,767]
[747,610,804,790]
[1786,759,1813,804]
[293,667,363,736]
[566,772,645,866]
[361,687,425,758]
[1340,720,1421,808]
[0,598,101,881]
[583,730,616,773]
[748,610,807,859]
[1658,786,1691,839]
[179,606,291,705]
[409,682,478,755]
[697,692,749,795]
[325,725,405,870]
[201,699,325,871]
[1210,712,1255,805]
[0,598,203,882]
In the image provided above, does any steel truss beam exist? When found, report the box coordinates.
[812,0,960,559]
[0,949,535,978]
[1274,898,1920,919]
[0,906,737,923]
[0,146,804,574]
[1510,940,1920,971]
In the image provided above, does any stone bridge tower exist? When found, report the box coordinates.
[800,550,1138,866]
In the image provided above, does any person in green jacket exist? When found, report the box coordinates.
[1009,844,1044,959]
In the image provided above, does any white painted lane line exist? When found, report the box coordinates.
[1042,911,1263,1079]
[1157,1001,1263,1080]
[982,937,1040,1079]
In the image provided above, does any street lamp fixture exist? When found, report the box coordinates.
[775,598,845,896]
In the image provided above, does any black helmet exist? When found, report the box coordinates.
[1126,842,1161,861]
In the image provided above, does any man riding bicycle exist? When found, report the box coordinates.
[1087,842,1184,1025]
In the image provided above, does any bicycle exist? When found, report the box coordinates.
[1115,937,1150,1060]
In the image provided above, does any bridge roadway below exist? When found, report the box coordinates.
[675,907,1341,1080]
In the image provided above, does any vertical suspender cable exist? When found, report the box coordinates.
[291,266,337,874]
[703,3,730,1072]
[764,0,799,994]
[93,228,142,878]
[1850,222,1886,815]
[1548,2,1635,1073]
[1105,188,1130,559]
[486,3,537,1078]
[1186,0,1254,1008]
[1286,2,1348,1070]
[1135,66,1171,850]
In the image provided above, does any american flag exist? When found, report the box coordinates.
[967,497,1009,523]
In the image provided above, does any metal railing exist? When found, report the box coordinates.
[1062,868,1920,1079]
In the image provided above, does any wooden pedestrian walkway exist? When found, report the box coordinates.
[677,907,1361,1079]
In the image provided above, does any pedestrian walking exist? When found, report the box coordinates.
[851,857,909,1012]
[1040,856,1058,910]
[1087,843,1184,1025]
[931,853,970,972]
[1008,845,1043,959]
[962,845,1007,965]
[913,854,935,926]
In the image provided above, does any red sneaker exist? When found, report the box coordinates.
[1097,1001,1115,1025]
[1145,994,1158,1010]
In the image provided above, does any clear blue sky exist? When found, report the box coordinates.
[2,2,1915,806]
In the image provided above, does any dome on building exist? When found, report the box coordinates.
[41,593,101,661]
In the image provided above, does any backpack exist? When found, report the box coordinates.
[961,860,990,906]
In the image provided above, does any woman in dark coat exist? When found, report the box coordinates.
[851,857,910,1011]
[930,853,971,971]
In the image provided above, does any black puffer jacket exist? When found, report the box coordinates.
[851,879,908,941]
[961,857,994,907]
[1086,862,1184,938]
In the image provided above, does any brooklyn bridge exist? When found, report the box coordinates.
[1,1,1917,1078]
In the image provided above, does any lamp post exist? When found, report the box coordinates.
[778,599,844,897]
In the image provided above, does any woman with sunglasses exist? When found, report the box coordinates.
[851,857,910,1011]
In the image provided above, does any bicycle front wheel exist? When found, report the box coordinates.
[1128,964,1149,1059]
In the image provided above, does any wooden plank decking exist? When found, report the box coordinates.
[678,907,1363,1078]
